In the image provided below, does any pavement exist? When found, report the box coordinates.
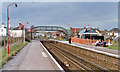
[72,42,119,55]
[1,40,63,71]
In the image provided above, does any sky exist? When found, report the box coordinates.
[0,0,119,31]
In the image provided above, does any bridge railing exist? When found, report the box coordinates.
[32,26,69,40]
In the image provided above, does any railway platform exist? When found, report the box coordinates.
[50,39,119,58]
[1,40,63,71]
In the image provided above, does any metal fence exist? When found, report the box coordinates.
[0,36,23,48]
[0,36,3,48]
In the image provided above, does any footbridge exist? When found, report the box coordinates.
[31,26,69,39]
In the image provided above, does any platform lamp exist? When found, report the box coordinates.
[7,3,17,54]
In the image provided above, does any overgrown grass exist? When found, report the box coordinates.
[0,41,28,69]
[106,44,120,50]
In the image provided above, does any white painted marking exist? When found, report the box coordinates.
[72,43,119,58]
[42,52,48,57]
[38,40,65,72]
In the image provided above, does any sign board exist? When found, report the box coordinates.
[10,30,22,37]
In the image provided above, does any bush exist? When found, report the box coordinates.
[107,44,119,50]
[0,41,28,69]
[114,40,118,44]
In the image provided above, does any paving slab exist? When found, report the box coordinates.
[1,40,63,71]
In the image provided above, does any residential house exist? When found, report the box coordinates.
[0,22,23,37]
[70,27,82,37]
[107,28,119,39]
[0,23,6,36]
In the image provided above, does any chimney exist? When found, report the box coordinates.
[19,22,21,29]
[2,23,5,28]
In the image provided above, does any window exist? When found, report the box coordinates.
[1,29,3,32]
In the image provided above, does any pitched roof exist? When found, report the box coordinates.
[100,31,107,35]
[13,22,24,30]
[70,27,82,32]
[94,28,101,33]
[108,28,119,32]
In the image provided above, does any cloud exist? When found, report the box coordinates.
[0,2,2,25]
[1,2,118,31]
[1,0,119,2]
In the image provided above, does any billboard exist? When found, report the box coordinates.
[10,30,22,37]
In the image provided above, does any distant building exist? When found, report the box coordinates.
[51,32,57,38]
[70,27,82,33]
[78,26,104,40]
[100,31,107,36]
[0,22,23,37]
[70,27,82,37]
[13,22,24,30]
[0,23,7,36]
[107,28,119,39]
[9,30,22,37]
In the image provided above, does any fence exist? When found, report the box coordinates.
[71,38,97,45]
[0,37,23,48]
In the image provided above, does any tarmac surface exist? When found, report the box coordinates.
[1,40,62,71]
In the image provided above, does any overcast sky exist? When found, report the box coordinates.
[0,1,118,30]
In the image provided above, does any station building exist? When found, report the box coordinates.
[78,26,104,40]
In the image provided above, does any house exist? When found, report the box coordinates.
[9,22,23,37]
[107,28,119,39]
[0,23,7,36]
[13,22,24,30]
[100,31,107,36]
[51,32,57,38]
[46,32,52,38]
[70,27,82,33]
[78,26,104,40]
[70,27,82,37]
[9,30,22,37]
[0,22,23,37]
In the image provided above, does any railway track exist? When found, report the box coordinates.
[55,42,119,70]
[41,41,117,72]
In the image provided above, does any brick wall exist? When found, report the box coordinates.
[71,38,97,45]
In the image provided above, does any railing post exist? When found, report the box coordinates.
[4,39,5,48]
[10,39,11,45]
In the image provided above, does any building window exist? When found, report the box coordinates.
[1,29,3,32]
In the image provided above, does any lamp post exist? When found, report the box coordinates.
[29,29,31,41]
[7,3,17,54]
